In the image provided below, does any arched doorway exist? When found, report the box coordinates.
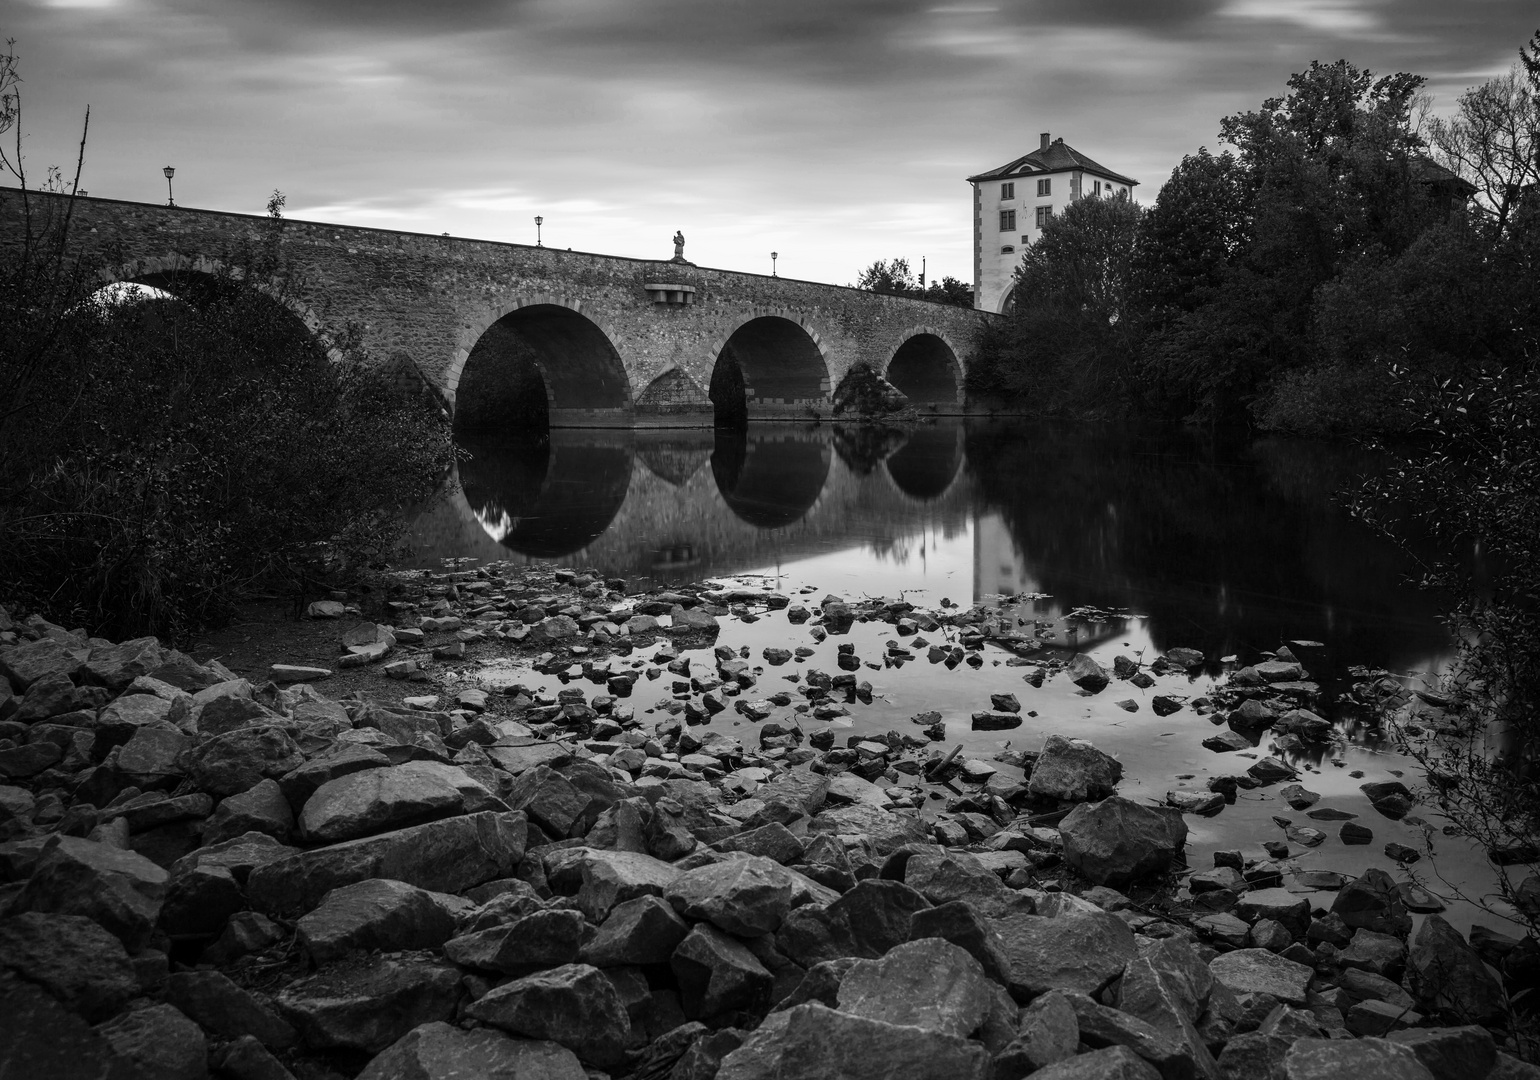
[457,304,631,433]
[886,333,962,409]
[709,316,830,424]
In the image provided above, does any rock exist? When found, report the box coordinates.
[572,847,682,920]
[0,912,137,1021]
[994,909,1139,1000]
[164,969,297,1050]
[672,607,720,634]
[712,822,806,865]
[902,848,1026,918]
[1029,735,1123,802]
[836,937,992,1037]
[1015,1046,1161,1080]
[504,765,593,838]
[1236,889,1311,939]
[0,978,142,1080]
[1167,791,1225,815]
[276,956,461,1054]
[1360,781,1415,820]
[1346,998,1423,1036]
[1331,868,1411,936]
[299,761,495,843]
[0,637,89,690]
[995,990,1080,1076]
[445,908,587,972]
[672,922,775,1020]
[355,1021,586,1080]
[297,879,461,964]
[1202,731,1252,753]
[776,878,932,966]
[583,894,692,967]
[665,855,794,936]
[93,1002,206,1080]
[187,726,306,798]
[11,835,168,949]
[1339,928,1406,979]
[203,779,294,844]
[1060,797,1188,887]
[1340,822,1374,845]
[716,1002,989,1080]
[1406,914,1506,1024]
[307,600,346,618]
[464,963,631,1068]
[246,810,527,916]
[1209,949,1312,1005]
[972,712,1022,731]
[1115,936,1214,1035]
[1066,654,1111,693]
[276,744,391,807]
[1066,991,1217,1080]
[908,899,1013,984]
[1247,758,1296,783]
[1281,1037,1435,1080]
[1279,785,1319,810]
[159,860,246,938]
[116,726,191,788]
[1386,1026,1498,1080]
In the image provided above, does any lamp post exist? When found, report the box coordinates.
[534,216,543,247]
[771,251,778,278]
[163,166,175,207]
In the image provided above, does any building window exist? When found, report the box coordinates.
[1000,245,1015,254]
[1093,180,1102,196]
[1000,182,1014,200]
[999,209,1016,231]
[1021,236,1029,245]
[1037,178,1051,197]
[1036,206,1053,227]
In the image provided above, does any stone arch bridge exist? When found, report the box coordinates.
[5,191,997,426]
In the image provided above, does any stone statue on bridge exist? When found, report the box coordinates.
[672,231,686,262]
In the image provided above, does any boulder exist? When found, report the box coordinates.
[1028,735,1123,803]
[1060,797,1187,887]
[716,1002,988,1080]
[1386,1026,1498,1080]
[356,1021,586,1080]
[1406,914,1507,1024]
[444,908,587,972]
[297,879,461,964]
[1236,888,1311,939]
[116,726,191,789]
[1065,991,1217,1080]
[164,969,297,1050]
[1332,868,1412,937]
[666,855,795,936]
[775,878,931,966]
[1281,1037,1435,1080]
[504,765,593,838]
[1065,655,1110,693]
[0,637,89,690]
[247,810,526,916]
[187,726,306,798]
[994,909,1139,1000]
[275,956,461,1054]
[0,979,141,1080]
[93,1003,206,1080]
[672,923,775,1020]
[203,779,294,844]
[464,963,631,1068]
[1209,949,1312,1006]
[1115,937,1214,1035]
[573,847,682,921]
[159,860,246,938]
[11,835,168,949]
[836,938,993,1037]
[908,899,1013,984]
[994,990,1080,1076]
[299,761,496,843]
[276,744,391,807]
[902,849,1026,918]
[0,912,137,1021]
[1339,928,1407,979]
[583,894,692,967]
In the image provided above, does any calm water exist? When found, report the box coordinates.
[404,420,1519,934]
[406,419,1451,677]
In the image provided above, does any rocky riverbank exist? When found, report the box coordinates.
[0,565,1533,1080]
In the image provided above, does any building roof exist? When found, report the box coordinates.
[968,138,1139,187]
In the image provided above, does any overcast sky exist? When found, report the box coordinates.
[7,1,1535,284]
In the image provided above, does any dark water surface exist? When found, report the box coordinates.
[405,420,1519,934]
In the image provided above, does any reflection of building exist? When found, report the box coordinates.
[967,133,1140,314]
[973,512,1035,601]
[972,510,1122,650]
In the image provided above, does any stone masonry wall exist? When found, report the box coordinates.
[1,189,998,421]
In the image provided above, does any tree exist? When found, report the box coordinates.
[1135,148,1250,314]
[853,257,918,295]
[1429,64,1540,238]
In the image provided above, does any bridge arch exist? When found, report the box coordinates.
[452,296,633,430]
[882,422,966,502]
[97,253,339,359]
[884,328,963,409]
[706,311,832,424]
[711,424,832,529]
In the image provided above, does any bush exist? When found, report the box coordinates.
[0,244,452,643]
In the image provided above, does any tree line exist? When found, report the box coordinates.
[965,38,1540,435]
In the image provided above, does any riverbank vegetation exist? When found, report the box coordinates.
[0,45,453,644]
[971,36,1540,437]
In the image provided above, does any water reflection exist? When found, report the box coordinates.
[408,419,1450,673]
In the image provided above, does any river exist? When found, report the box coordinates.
[404,418,1517,936]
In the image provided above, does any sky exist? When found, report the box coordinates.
[5,0,1535,285]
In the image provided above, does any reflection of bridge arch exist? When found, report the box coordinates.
[705,311,832,424]
[881,422,967,503]
[99,254,338,359]
[458,430,634,557]
[710,425,832,529]
[885,329,963,409]
[451,296,633,427]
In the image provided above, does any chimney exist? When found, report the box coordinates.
[1040,132,1050,151]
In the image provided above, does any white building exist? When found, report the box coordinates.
[967,133,1139,314]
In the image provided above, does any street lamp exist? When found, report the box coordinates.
[163,166,175,207]
[534,216,543,247]
[771,251,778,277]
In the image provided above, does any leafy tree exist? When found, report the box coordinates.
[1135,147,1249,315]
[921,275,974,308]
[853,257,918,295]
